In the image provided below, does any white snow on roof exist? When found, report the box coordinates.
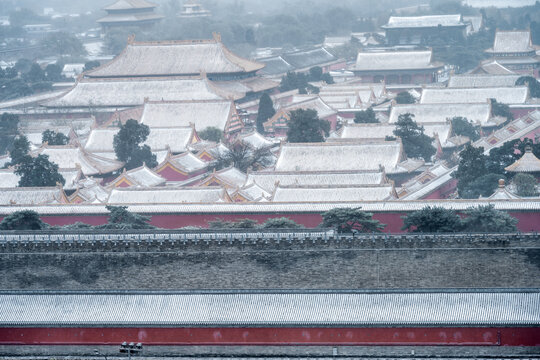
[140,100,234,131]
[420,87,528,104]
[272,184,395,202]
[384,15,464,29]
[355,50,441,71]
[108,187,227,204]
[389,103,492,127]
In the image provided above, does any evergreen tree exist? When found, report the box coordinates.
[516,76,540,98]
[321,207,385,233]
[8,135,30,166]
[395,91,415,104]
[461,205,518,233]
[198,127,223,143]
[0,112,20,155]
[287,109,330,143]
[402,206,462,233]
[83,60,100,72]
[393,113,435,161]
[256,93,275,133]
[454,144,488,196]
[15,154,65,187]
[460,173,503,199]
[0,210,47,230]
[42,129,69,145]
[490,99,513,122]
[451,116,480,141]
[513,173,538,197]
[354,107,378,123]
[100,205,155,229]
[113,119,157,170]
[260,217,302,228]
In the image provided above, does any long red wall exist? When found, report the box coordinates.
[1,327,539,346]
[29,210,540,233]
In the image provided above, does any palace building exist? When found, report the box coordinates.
[97,0,164,29]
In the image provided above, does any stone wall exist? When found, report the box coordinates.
[1,233,538,290]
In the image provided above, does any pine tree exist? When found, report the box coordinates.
[287,109,330,143]
[393,113,435,161]
[256,93,275,133]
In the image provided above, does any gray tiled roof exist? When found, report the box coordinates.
[355,50,441,71]
[383,15,465,29]
[1,290,538,326]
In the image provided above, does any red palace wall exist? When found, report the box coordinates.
[13,209,539,233]
[1,327,539,346]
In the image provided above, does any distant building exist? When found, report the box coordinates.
[97,0,164,30]
[352,49,444,84]
[382,14,467,45]
[179,0,211,18]
[485,30,540,76]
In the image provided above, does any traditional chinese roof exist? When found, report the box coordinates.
[333,122,459,149]
[70,178,110,204]
[488,179,521,200]
[43,76,233,108]
[505,147,540,173]
[107,186,230,204]
[398,163,455,200]
[84,126,198,154]
[471,60,516,75]
[354,50,443,71]
[5,290,537,327]
[198,167,247,189]
[139,100,236,132]
[109,164,166,188]
[383,14,465,29]
[420,87,529,105]
[281,48,337,70]
[0,186,67,205]
[389,103,493,127]
[487,30,536,54]
[271,184,396,202]
[103,0,157,11]
[33,145,124,176]
[447,74,521,88]
[0,168,20,188]
[283,96,337,119]
[211,77,279,96]
[474,110,540,152]
[274,140,423,174]
[59,168,84,191]
[238,131,276,149]
[85,35,264,78]
[245,170,388,193]
[257,56,295,76]
[157,151,208,174]
[97,12,164,24]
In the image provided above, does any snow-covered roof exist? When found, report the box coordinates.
[3,290,538,326]
[389,103,493,127]
[274,140,423,174]
[505,148,540,173]
[159,152,207,173]
[488,180,521,200]
[238,131,275,149]
[199,167,247,188]
[245,170,387,192]
[139,100,234,131]
[420,87,529,105]
[43,76,234,108]
[283,96,337,119]
[33,145,123,176]
[398,164,455,200]
[84,126,196,154]
[110,164,166,187]
[272,184,395,202]
[107,186,228,204]
[354,50,442,71]
[473,60,516,75]
[447,74,520,88]
[474,110,540,152]
[86,36,263,77]
[488,30,535,54]
[0,187,65,205]
[383,15,465,29]
[103,0,157,11]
